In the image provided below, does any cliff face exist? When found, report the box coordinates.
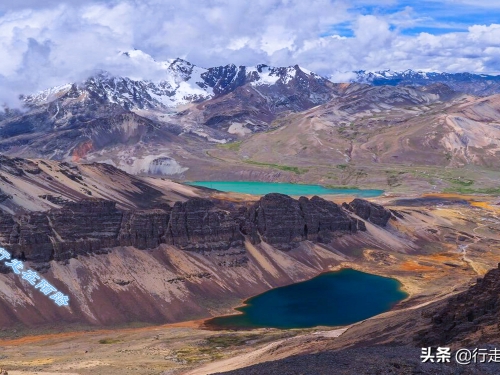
[243,194,365,250]
[343,198,392,227]
[166,198,243,251]
[0,199,241,265]
[0,194,377,266]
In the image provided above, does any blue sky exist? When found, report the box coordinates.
[0,0,499,105]
[339,1,500,35]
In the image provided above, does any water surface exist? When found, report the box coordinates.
[207,269,407,330]
[188,181,383,197]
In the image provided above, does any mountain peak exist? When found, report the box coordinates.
[349,69,500,95]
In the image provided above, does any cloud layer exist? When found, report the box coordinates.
[0,0,499,106]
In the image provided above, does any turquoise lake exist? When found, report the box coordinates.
[188,181,384,197]
[206,269,407,330]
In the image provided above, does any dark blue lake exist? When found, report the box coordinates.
[206,269,407,330]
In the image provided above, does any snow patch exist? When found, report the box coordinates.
[228,122,252,136]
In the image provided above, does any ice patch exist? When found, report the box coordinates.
[109,154,189,176]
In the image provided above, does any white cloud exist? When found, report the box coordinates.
[431,0,500,8]
[0,0,499,106]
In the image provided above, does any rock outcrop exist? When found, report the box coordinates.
[0,198,242,264]
[243,194,365,250]
[0,195,378,265]
[416,264,500,346]
[299,196,366,242]
[166,198,243,251]
[0,188,11,203]
[119,209,171,249]
[343,198,392,227]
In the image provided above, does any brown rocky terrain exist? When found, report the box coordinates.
[0,102,500,374]
[1,178,500,374]
[417,265,500,347]
[206,88,500,193]
[0,155,203,214]
[0,177,395,328]
[1,70,500,374]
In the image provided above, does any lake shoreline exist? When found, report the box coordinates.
[204,268,408,331]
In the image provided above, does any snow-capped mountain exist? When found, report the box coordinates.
[2,55,338,176]
[6,52,500,178]
[25,55,330,111]
[350,69,500,96]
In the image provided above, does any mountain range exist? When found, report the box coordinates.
[352,69,500,96]
[1,53,500,190]
[2,54,500,375]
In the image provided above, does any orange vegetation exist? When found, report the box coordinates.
[0,319,205,347]
[425,253,459,262]
[424,193,500,212]
[400,261,435,272]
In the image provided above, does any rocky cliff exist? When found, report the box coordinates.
[342,198,392,227]
[417,264,500,346]
[0,194,381,268]
[243,194,365,250]
[0,198,243,266]
[165,198,243,251]
[0,192,394,327]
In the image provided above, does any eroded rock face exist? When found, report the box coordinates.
[166,198,243,251]
[243,194,364,250]
[49,200,124,260]
[0,188,11,203]
[119,209,171,249]
[300,196,366,242]
[245,194,305,250]
[0,194,376,264]
[416,265,500,346]
[0,197,246,265]
[343,198,392,227]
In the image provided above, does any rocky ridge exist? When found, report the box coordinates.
[0,57,339,175]
[343,198,392,227]
[24,57,332,111]
[352,69,500,96]
[0,194,388,268]
[0,155,201,213]
[417,264,500,347]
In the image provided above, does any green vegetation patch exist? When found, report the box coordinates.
[385,170,407,187]
[243,160,309,174]
[217,141,242,151]
[98,338,122,344]
[443,187,500,195]
[172,346,220,363]
[171,331,301,364]
[205,334,261,348]
[448,177,474,186]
